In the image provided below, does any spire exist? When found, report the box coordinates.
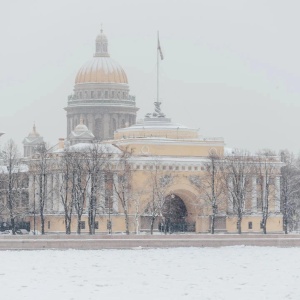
[33,122,36,134]
[28,123,40,137]
[94,27,109,57]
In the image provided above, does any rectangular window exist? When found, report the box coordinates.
[21,191,29,207]
[269,178,275,185]
[248,222,252,229]
[105,91,108,98]
[80,221,85,230]
[182,166,185,170]
[91,91,94,98]
[48,221,50,230]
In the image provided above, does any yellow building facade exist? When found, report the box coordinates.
[22,30,283,234]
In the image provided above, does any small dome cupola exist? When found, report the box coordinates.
[23,124,45,158]
[68,116,95,146]
[28,123,40,138]
[94,29,109,57]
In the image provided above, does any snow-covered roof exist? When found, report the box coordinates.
[117,117,195,132]
[67,143,122,154]
[0,164,29,174]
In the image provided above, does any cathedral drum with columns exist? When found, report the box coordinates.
[65,30,138,141]
[20,30,283,234]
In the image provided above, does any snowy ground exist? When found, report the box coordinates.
[1,246,299,300]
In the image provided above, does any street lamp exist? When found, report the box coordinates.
[107,195,113,234]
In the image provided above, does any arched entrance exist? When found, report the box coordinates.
[159,194,195,233]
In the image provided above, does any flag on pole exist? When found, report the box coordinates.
[157,33,164,60]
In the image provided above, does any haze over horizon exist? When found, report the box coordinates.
[1,0,300,154]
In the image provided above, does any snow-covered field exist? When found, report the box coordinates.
[1,246,299,300]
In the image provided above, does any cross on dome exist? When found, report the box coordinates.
[94,26,109,57]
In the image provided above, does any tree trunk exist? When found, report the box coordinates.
[77,215,81,234]
[124,209,129,235]
[211,214,215,234]
[237,215,242,234]
[150,217,155,235]
[65,213,71,234]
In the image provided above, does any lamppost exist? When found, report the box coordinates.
[107,195,113,234]
[33,176,36,235]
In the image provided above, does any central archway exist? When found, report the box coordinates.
[159,194,194,233]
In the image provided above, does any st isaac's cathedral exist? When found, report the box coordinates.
[19,29,283,234]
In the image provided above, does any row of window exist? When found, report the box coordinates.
[74,90,128,100]
[135,165,205,171]
[239,222,265,230]
[47,221,99,230]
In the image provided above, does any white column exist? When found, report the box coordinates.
[58,173,64,213]
[252,176,257,213]
[29,174,35,208]
[275,176,281,212]
[98,173,105,209]
[46,174,53,212]
[113,172,118,212]
[228,179,233,213]
[263,176,266,209]
[53,173,59,213]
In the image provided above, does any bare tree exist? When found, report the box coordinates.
[255,150,279,234]
[72,150,90,234]
[112,149,133,235]
[223,150,253,234]
[30,143,53,235]
[57,148,76,234]
[132,189,145,235]
[280,150,300,233]
[86,143,109,235]
[0,140,29,234]
[201,152,224,234]
[144,166,173,235]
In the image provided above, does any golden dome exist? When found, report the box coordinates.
[75,57,128,84]
[75,29,128,84]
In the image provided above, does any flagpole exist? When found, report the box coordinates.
[157,30,159,104]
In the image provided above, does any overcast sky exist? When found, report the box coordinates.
[1,0,300,154]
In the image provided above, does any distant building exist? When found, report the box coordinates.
[14,30,284,234]
[22,124,45,158]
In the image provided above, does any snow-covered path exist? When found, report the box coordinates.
[1,246,299,300]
